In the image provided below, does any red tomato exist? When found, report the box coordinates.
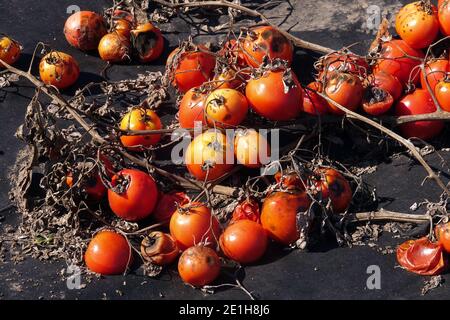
[435,222,450,253]
[302,82,329,116]
[152,191,190,223]
[395,89,444,140]
[324,72,363,115]
[178,88,207,129]
[131,22,164,63]
[108,169,158,221]
[368,71,403,101]
[85,230,132,275]
[178,246,221,287]
[435,78,450,112]
[438,0,450,36]
[362,87,394,116]
[231,198,261,223]
[140,231,179,266]
[64,11,107,51]
[420,58,450,93]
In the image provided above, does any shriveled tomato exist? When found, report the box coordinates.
[420,58,450,92]
[373,39,424,86]
[234,129,270,168]
[231,198,260,223]
[324,72,363,115]
[205,88,248,128]
[108,169,158,221]
[438,0,450,35]
[274,171,305,190]
[140,231,179,266]
[261,191,311,245]
[395,1,439,49]
[178,88,207,129]
[242,26,293,67]
[318,52,369,80]
[64,11,107,51]
[395,89,444,140]
[113,19,133,38]
[39,51,79,89]
[362,86,394,116]
[168,46,216,93]
[98,32,131,63]
[0,36,21,67]
[397,237,446,276]
[85,230,132,275]
[218,39,247,68]
[220,220,267,264]
[368,71,403,101]
[246,69,302,121]
[435,78,450,112]
[170,202,222,250]
[185,130,234,181]
[152,191,190,223]
[312,168,352,213]
[213,67,243,89]
[435,222,450,253]
[131,22,164,63]
[302,81,329,116]
[119,108,162,150]
[178,245,221,287]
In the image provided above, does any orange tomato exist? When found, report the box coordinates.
[178,88,207,129]
[368,71,403,101]
[178,245,221,287]
[205,88,248,128]
[140,231,179,266]
[324,72,363,115]
[98,32,131,63]
[234,129,270,168]
[131,22,164,63]
[435,222,450,253]
[213,67,243,89]
[39,51,79,89]
[218,39,247,68]
[438,0,450,35]
[113,19,133,38]
[312,168,352,213]
[435,78,450,112]
[119,108,162,150]
[0,36,21,67]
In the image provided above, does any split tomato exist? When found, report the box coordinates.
[112,19,133,38]
[368,71,403,101]
[435,78,450,112]
[435,222,450,253]
[324,72,363,115]
[64,11,107,51]
[362,86,394,116]
[231,198,261,223]
[0,36,21,67]
[420,58,450,92]
[39,51,79,89]
[302,82,329,116]
[178,245,221,287]
[205,88,248,128]
[234,129,270,168]
[131,22,164,63]
[98,32,131,63]
[152,191,190,223]
[140,231,179,266]
[119,108,162,150]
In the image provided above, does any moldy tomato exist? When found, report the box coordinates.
[140,231,179,266]
[420,58,450,92]
[152,191,190,223]
[234,129,271,168]
[64,11,107,51]
[119,108,162,150]
[85,230,132,275]
[131,22,164,63]
[205,88,248,128]
[178,245,221,287]
[98,32,131,63]
[435,222,450,253]
[435,77,450,112]
[39,51,79,89]
[362,86,394,116]
[178,87,207,129]
[302,81,329,116]
[0,36,21,67]
[312,168,352,213]
[324,72,363,115]
[231,198,261,223]
[108,169,158,221]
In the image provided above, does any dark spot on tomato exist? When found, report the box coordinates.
[261,29,272,40]
[132,31,158,58]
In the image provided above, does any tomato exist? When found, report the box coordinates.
[438,0,450,35]
[113,9,135,24]
[395,1,439,49]
[85,230,132,275]
[302,81,329,116]
[178,245,221,287]
[205,88,248,128]
[152,191,190,223]
[231,198,260,223]
[108,169,158,221]
[119,108,162,150]
[373,39,424,86]
[261,191,311,245]
[312,168,352,213]
[113,19,133,38]
[435,78,450,112]
[218,39,247,68]
[0,36,21,67]
[170,202,222,250]
[362,86,394,116]
[64,11,107,51]
[234,129,270,168]
[168,46,216,93]
[140,231,179,266]
[185,130,234,181]
[242,26,293,67]
[274,171,305,190]
[98,32,131,63]
[66,171,106,202]
[213,67,243,89]
[131,22,164,63]
[324,72,363,115]
[397,237,446,276]
[318,52,369,80]
[435,222,450,253]
[395,89,444,140]
[39,51,79,89]
[420,58,450,92]
[178,88,207,129]
[368,71,403,101]
[246,69,303,121]
[220,220,267,264]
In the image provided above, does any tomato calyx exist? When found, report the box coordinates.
[140,231,179,266]
[111,172,130,194]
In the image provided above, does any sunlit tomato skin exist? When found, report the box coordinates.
[435,79,450,112]
[108,169,158,221]
[213,68,243,89]
[218,39,247,68]
[395,1,439,49]
[234,129,270,168]
[420,58,450,93]
[0,36,21,67]
[397,237,446,276]
[373,39,424,86]
[435,222,450,253]
[170,202,222,250]
[395,89,444,140]
[231,198,261,223]
[168,47,216,93]
[313,168,352,213]
[178,245,221,287]
[205,88,248,128]
[178,88,207,129]
[362,87,394,116]
[185,130,234,181]
[220,220,267,264]
[152,191,190,223]
[242,26,293,67]
[119,108,162,150]
[302,81,329,116]
[261,191,311,245]
[324,72,363,115]
[274,171,305,191]
[246,69,303,121]
[318,52,369,80]
[438,0,450,35]
[131,22,164,63]
[64,11,107,51]
[39,51,80,89]
[113,19,133,38]
[140,231,179,266]
[369,71,403,101]
[98,32,131,63]
[85,230,132,275]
